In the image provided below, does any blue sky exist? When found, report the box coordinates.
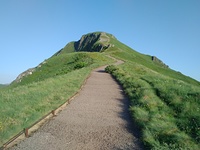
[0,0,200,84]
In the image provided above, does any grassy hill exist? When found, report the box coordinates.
[0,52,113,146]
[0,32,199,149]
[103,34,200,149]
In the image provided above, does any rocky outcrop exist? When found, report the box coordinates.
[74,32,113,52]
[152,56,169,68]
[74,33,100,51]
[13,60,46,83]
[53,32,115,56]
[14,68,35,83]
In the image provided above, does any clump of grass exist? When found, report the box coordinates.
[106,63,200,149]
[142,76,200,144]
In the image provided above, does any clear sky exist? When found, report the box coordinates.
[0,0,200,84]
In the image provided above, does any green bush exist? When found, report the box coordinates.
[105,65,118,73]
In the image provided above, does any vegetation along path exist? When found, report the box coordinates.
[10,60,143,150]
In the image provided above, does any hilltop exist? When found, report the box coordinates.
[12,32,197,86]
[1,32,200,149]
[12,32,114,84]
[54,32,115,55]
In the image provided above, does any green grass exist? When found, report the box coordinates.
[0,70,88,144]
[53,42,76,56]
[0,52,113,146]
[12,52,111,86]
[105,62,200,149]
[104,37,200,86]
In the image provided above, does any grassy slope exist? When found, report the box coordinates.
[0,52,114,145]
[104,37,200,149]
[53,42,76,56]
[12,52,111,86]
[105,35,200,86]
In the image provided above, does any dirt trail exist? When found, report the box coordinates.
[10,62,143,150]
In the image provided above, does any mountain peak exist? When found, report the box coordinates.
[54,32,116,56]
[74,32,115,52]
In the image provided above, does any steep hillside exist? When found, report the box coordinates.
[1,32,200,149]
[53,32,114,56]
[53,32,200,86]
[12,32,115,85]
[12,52,112,86]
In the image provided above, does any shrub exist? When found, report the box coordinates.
[105,65,118,73]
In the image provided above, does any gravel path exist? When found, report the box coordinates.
[10,64,143,150]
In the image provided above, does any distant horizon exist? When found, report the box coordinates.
[1,0,200,84]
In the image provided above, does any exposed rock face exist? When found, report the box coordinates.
[53,32,115,56]
[74,33,101,51]
[13,61,46,83]
[14,68,35,83]
[152,56,169,68]
[74,32,113,52]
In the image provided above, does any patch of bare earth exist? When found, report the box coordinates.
[10,65,143,150]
